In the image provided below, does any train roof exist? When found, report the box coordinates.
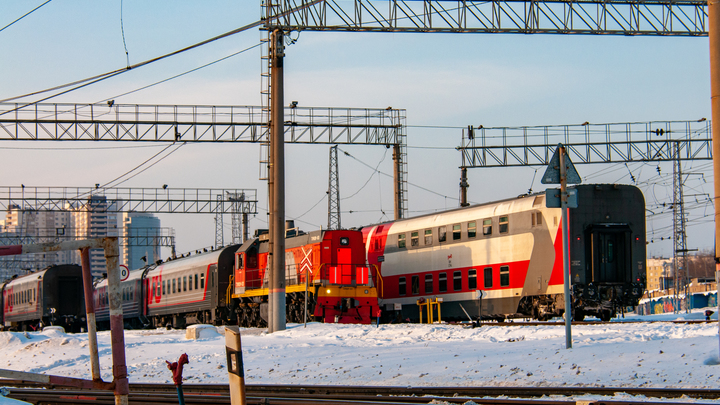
[359,183,640,232]
[146,244,241,275]
[2,264,80,288]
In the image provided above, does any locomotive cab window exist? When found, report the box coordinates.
[411,231,419,247]
[452,224,461,240]
[483,219,492,235]
[397,233,406,249]
[439,273,447,292]
[399,277,406,296]
[424,274,433,294]
[499,216,509,233]
[468,269,477,289]
[411,275,420,295]
[468,221,477,238]
[237,254,244,269]
[438,226,447,242]
[500,265,510,287]
[424,229,432,245]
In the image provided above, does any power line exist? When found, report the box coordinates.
[94,43,262,104]
[0,0,52,33]
[0,0,324,109]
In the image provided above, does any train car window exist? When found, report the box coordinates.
[532,213,535,226]
[195,274,199,290]
[399,277,406,296]
[484,267,493,288]
[163,281,166,295]
[468,221,477,238]
[397,234,406,249]
[453,271,462,291]
[157,282,161,297]
[424,274,433,294]
[424,229,432,245]
[483,219,492,235]
[536,213,542,226]
[183,276,188,292]
[411,231,419,247]
[172,279,176,294]
[411,275,419,295]
[468,269,477,289]
[452,224,461,240]
[439,273,447,292]
[200,273,205,289]
[189,277,193,291]
[438,226,446,242]
[131,286,134,300]
[500,265,510,287]
[499,216,509,233]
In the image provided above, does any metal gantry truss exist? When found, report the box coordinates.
[0,186,259,214]
[328,145,341,229]
[459,120,712,168]
[262,0,707,36]
[0,228,176,247]
[0,103,405,145]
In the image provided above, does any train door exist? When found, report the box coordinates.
[589,226,631,283]
[58,276,83,316]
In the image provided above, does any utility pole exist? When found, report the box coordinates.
[328,145,341,230]
[708,0,720,359]
[268,27,286,333]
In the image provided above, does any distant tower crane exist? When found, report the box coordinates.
[327,145,341,230]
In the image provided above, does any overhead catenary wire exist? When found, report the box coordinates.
[0,0,52,33]
[0,0,325,109]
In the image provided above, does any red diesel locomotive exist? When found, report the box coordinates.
[94,228,379,328]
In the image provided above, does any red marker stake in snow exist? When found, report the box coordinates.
[166,353,189,405]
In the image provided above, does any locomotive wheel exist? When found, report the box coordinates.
[573,309,585,322]
[600,311,612,322]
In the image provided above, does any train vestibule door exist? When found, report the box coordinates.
[589,227,630,283]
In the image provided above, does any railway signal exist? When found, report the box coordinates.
[542,144,581,349]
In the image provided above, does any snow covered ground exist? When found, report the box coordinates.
[0,309,719,395]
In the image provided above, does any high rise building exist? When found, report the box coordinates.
[0,204,73,280]
[71,196,119,279]
[121,212,161,270]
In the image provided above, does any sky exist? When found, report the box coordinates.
[0,1,715,259]
[0,309,719,398]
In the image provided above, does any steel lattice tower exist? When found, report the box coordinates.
[672,142,688,313]
[328,145,341,230]
[215,194,224,248]
[227,192,246,244]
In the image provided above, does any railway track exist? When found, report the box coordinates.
[460,319,717,327]
[1,381,718,404]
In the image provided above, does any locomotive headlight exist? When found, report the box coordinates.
[364,289,369,294]
[340,237,349,245]
[326,289,332,294]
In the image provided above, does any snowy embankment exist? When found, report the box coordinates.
[0,311,718,389]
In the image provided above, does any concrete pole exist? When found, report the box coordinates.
[80,247,101,381]
[710,0,720,359]
[270,28,286,332]
[393,145,401,220]
[103,237,129,405]
[560,146,572,350]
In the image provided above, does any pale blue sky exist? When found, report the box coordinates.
[0,1,713,258]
